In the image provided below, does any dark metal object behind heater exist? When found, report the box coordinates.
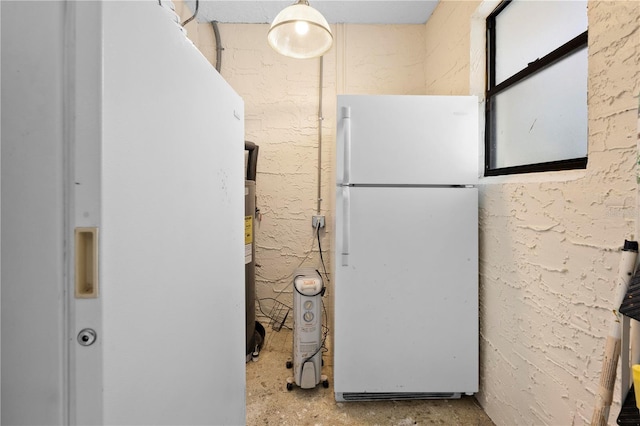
[245,141,264,361]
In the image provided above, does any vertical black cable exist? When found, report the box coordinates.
[316,223,330,283]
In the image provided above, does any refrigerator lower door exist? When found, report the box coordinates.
[334,186,478,401]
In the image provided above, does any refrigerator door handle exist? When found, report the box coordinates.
[343,106,351,184]
[342,186,350,266]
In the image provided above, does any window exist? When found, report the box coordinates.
[485,0,588,176]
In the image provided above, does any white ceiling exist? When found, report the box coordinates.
[183,0,440,25]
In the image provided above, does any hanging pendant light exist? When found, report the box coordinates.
[267,0,333,59]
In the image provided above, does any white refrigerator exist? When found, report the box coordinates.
[2,1,245,425]
[334,95,479,401]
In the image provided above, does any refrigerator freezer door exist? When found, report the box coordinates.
[337,95,478,186]
[334,186,478,396]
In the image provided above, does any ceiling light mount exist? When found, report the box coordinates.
[267,0,333,59]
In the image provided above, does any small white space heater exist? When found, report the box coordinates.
[286,268,329,391]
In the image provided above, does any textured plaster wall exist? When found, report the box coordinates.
[425,1,640,424]
[334,24,427,95]
[424,0,480,95]
[174,1,426,355]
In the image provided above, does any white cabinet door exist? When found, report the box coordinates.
[3,2,246,425]
[74,2,246,425]
[334,186,478,394]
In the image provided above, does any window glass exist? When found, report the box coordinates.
[490,47,588,169]
[495,0,588,84]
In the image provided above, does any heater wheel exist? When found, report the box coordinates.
[286,382,293,391]
[285,360,293,369]
[322,379,329,388]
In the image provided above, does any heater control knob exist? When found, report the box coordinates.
[303,311,314,322]
[304,300,313,310]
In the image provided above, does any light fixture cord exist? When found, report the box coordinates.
[316,56,324,215]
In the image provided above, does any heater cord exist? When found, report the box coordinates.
[316,222,330,283]
[256,219,329,329]
[255,229,317,288]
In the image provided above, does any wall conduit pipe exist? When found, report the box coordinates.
[316,56,324,215]
[211,21,223,73]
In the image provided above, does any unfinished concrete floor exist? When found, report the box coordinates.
[246,328,494,425]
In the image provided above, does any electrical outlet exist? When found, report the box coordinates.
[312,215,325,229]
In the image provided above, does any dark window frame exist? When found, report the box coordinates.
[485,0,588,176]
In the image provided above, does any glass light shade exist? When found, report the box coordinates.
[267,1,333,59]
